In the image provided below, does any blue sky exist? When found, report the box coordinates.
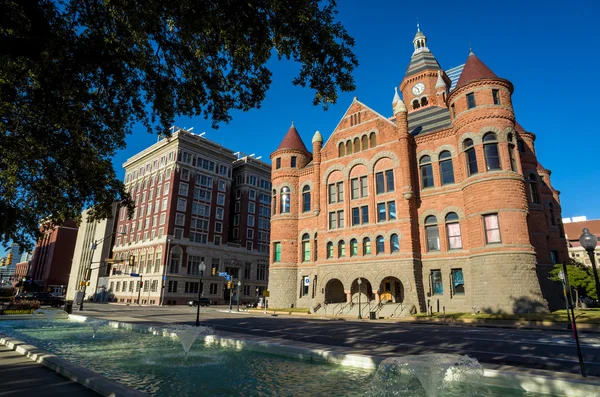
[3,1,598,258]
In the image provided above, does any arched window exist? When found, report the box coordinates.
[338,240,346,258]
[338,142,345,157]
[420,155,434,188]
[302,233,311,262]
[528,174,539,204]
[369,132,377,148]
[302,186,311,212]
[549,203,556,226]
[354,138,360,153]
[346,141,353,155]
[326,242,333,259]
[272,189,277,215]
[412,99,420,110]
[280,187,290,213]
[350,239,358,256]
[483,132,501,171]
[463,139,478,176]
[361,135,368,151]
[445,212,462,250]
[507,133,517,172]
[425,215,440,252]
[363,237,371,255]
[390,234,400,252]
[376,235,385,254]
[439,151,455,185]
[421,97,428,106]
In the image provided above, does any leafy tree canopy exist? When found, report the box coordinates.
[0,0,357,250]
[549,260,597,300]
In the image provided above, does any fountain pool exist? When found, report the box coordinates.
[0,319,566,397]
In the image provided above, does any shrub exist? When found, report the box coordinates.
[6,300,41,311]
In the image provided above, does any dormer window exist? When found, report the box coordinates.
[466,93,476,109]
[492,89,501,105]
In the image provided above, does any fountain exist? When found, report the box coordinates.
[169,324,214,359]
[367,354,492,397]
[33,309,68,320]
[85,318,106,338]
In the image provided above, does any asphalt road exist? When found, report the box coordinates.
[79,303,600,377]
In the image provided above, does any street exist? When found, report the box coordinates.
[78,303,600,377]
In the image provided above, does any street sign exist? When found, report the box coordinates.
[163,275,166,281]
[304,277,310,286]
[262,290,270,297]
[130,273,140,277]
[225,275,231,281]
[218,272,228,277]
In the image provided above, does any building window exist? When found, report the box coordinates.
[464,139,478,176]
[386,170,394,192]
[179,182,189,196]
[361,205,369,224]
[509,143,517,172]
[451,269,464,295]
[174,228,184,239]
[421,96,428,106]
[377,203,386,222]
[352,207,360,226]
[272,189,277,215]
[350,239,358,256]
[276,158,281,169]
[439,151,455,185]
[492,89,501,105]
[175,213,185,226]
[177,198,187,212]
[550,250,558,264]
[274,243,281,262]
[446,212,462,249]
[353,138,360,153]
[425,215,440,252]
[528,174,540,204]
[376,170,393,194]
[363,237,371,255]
[412,99,420,110]
[327,242,333,259]
[291,156,297,168]
[168,280,178,293]
[302,186,311,212]
[328,184,336,204]
[466,93,476,109]
[483,133,501,171]
[369,132,376,148]
[419,156,434,188]
[169,251,181,273]
[517,140,525,153]
[431,270,443,295]
[214,236,221,245]
[302,234,311,262]
[387,201,396,221]
[351,178,359,199]
[376,235,385,254]
[549,203,556,226]
[337,210,344,228]
[390,234,399,253]
[484,214,501,244]
[337,240,345,257]
[450,103,455,118]
[361,135,368,151]
[337,182,344,202]
[328,212,337,229]
[280,187,290,213]
[338,143,345,157]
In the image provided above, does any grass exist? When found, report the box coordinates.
[414,309,600,323]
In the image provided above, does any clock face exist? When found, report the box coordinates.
[412,82,425,96]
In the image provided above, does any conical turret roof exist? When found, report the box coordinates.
[456,51,498,87]
[514,121,529,133]
[276,123,310,153]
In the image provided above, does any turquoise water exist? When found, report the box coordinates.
[0,320,555,396]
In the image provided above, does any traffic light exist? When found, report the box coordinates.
[227,281,231,289]
[0,258,5,267]
[139,281,144,288]
[6,253,12,264]
[211,267,216,276]
[129,254,135,267]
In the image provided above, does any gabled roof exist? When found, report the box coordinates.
[276,123,309,153]
[456,52,498,87]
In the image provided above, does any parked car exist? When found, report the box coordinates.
[14,292,65,307]
[188,298,211,307]
[246,302,258,309]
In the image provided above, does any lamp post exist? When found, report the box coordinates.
[579,228,600,302]
[195,261,206,326]
[79,231,125,311]
[561,262,587,377]
[357,278,363,319]
[236,280,241,312]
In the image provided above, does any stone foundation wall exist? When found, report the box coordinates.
[268,268,299,308]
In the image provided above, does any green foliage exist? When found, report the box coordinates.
[549,260,598,300]
[0,0,357,249]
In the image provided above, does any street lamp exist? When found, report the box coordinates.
[579,228,600,302]
[236,280,241,312]
[195,261,206,327]
[357,278,363,319]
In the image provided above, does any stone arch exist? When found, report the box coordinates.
[273,182,295,194]
[369,151,400,173]
[416,149,437,162]
[439,206,466,220]
[458,132,481,147]
[503,126,515,142]
[322,164,346,185]
[378,276,405,303]
[478,125,507,142]
[299,180,314,191]
[373,268,414,294]
[324,278,346,303]
[434,144,458,158]
[347,159,369,178]
[419,209,441,225]
[348,276,375,302]
[383,228,403,240]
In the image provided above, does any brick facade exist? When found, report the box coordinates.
[268,29,567,314]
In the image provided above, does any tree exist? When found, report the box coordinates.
[549,260,598,301]
[0,0,358,249]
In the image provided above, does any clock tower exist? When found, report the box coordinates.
[399,26,450,112]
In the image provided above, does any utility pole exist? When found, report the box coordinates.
[137,275,143,305]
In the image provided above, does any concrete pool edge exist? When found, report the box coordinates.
[67,314,599,397]
[0,333,149,397]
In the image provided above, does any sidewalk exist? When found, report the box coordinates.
[0,344,99,396]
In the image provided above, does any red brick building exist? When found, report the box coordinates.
[564,219,600,266]
[28,220,79,295]
[268,28,567,315]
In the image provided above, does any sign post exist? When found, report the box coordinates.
[262,290,269,314]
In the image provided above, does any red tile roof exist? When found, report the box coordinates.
[276,124,309,153]
[514,121,529,133]
[564,220,600,243]
[456,53,498,87]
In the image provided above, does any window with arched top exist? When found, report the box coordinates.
[280,187,290,213]
[363,237,371,255]
[390,234,400,252]
[302,233,311,262]
[439,151,454,185]
[326,242,333,259]
[376,235,385,254]
[302,186,311,213]
[528,174,539,204]
[421,97,428,106]
[361,135,368,151]
[445,212,462,250]
[412,99,420,110]
[338,142,345,157]
[425,215,440,252]
[272,189,277,215]
[463,139,478,176]
[507,133,518,172]
[354,138,360,153]
[346,141,353,155]
[419,155,434,188]
[483,132,501,171]
[369,132,377,148]
[350,239,358,256]
[338,240,346,257]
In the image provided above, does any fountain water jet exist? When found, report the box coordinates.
[85,318,106,338]
[170,325,214,359]
[33,309,68,320]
